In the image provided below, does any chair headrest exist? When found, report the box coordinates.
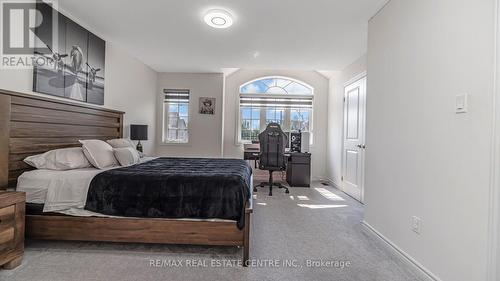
[263,122,283,133]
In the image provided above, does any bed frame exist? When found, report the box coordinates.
[0,89,252,265]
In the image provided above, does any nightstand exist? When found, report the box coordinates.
[0,192,25,269]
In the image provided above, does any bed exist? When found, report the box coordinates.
[0,89,253,265]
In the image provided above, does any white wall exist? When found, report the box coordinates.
[0,42,158,155]
[494,6,500,280]
[365,1,496,281]
[156,73,224,158]
[0,69,32,94]
[223,69,329,180]
[326,55,366,188]
[104,43,157,155]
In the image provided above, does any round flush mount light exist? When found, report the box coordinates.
[204,9,233,29]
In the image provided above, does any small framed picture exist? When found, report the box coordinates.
[199,97,216,115]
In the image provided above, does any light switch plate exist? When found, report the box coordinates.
[412,216,421,234]
[455,93,468,113]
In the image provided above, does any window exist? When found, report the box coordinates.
[163,89,189,143]
[291,108,310,131]
[240,107,261,142]
[240,77,313,95]
[239,77,313,143]
[266,107,285,127]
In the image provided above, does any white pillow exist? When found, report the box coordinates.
[79,140,118,169]
[24,147,92,170]
[107,138,146,158]
[113,147,140,166]
[106,138,135,149]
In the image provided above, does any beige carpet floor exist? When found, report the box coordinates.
[0,182,428,281]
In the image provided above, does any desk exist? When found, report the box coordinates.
[243,149,311,187]
[243,149,291,168]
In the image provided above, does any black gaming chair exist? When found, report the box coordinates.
[254,123,289,196]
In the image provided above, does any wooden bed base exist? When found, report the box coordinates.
[0,89,252,265]
[26,202,252,264]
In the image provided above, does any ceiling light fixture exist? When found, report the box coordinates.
[204,9,233,29]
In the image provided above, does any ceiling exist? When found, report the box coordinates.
[59,0,387,73]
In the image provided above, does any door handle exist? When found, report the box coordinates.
[357,144,362,148]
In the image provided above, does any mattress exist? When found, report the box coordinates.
[17,157,252,223]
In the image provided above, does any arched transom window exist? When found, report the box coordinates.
[240,77,313,95]
[239,77,313,143]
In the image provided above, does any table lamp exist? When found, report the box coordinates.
[130,124,148,152]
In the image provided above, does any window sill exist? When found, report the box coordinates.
[159,142,191,146]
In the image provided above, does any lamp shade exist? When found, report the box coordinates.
[130,125,148,141]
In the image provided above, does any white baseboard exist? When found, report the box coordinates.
[321,177,340,189]
[362,221,442,281]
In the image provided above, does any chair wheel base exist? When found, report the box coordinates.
[256,170,289,196]
[255,181,289,196]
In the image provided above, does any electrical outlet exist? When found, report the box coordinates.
[411,216,421,234]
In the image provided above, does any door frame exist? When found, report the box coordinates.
[341,71,367,203]
[488,1,500,280]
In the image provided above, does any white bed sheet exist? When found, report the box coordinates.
[16,157,252,222]
[17,157,157,217]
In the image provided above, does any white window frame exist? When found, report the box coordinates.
[162,89,190,144]
[236,76,314,145]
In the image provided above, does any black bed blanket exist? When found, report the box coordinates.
[85,158,252,229]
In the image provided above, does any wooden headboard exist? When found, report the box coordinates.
[0,89,124,190]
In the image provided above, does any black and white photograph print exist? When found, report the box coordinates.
[63,18,88,102]
[32,3,67,99]
[86,32,106,105]
[199,97,216,115]
[32,4,106,105]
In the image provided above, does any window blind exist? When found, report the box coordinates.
[239,95,313,108]
[164,89,190,103]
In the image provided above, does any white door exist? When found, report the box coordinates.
[342,76,366,202]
